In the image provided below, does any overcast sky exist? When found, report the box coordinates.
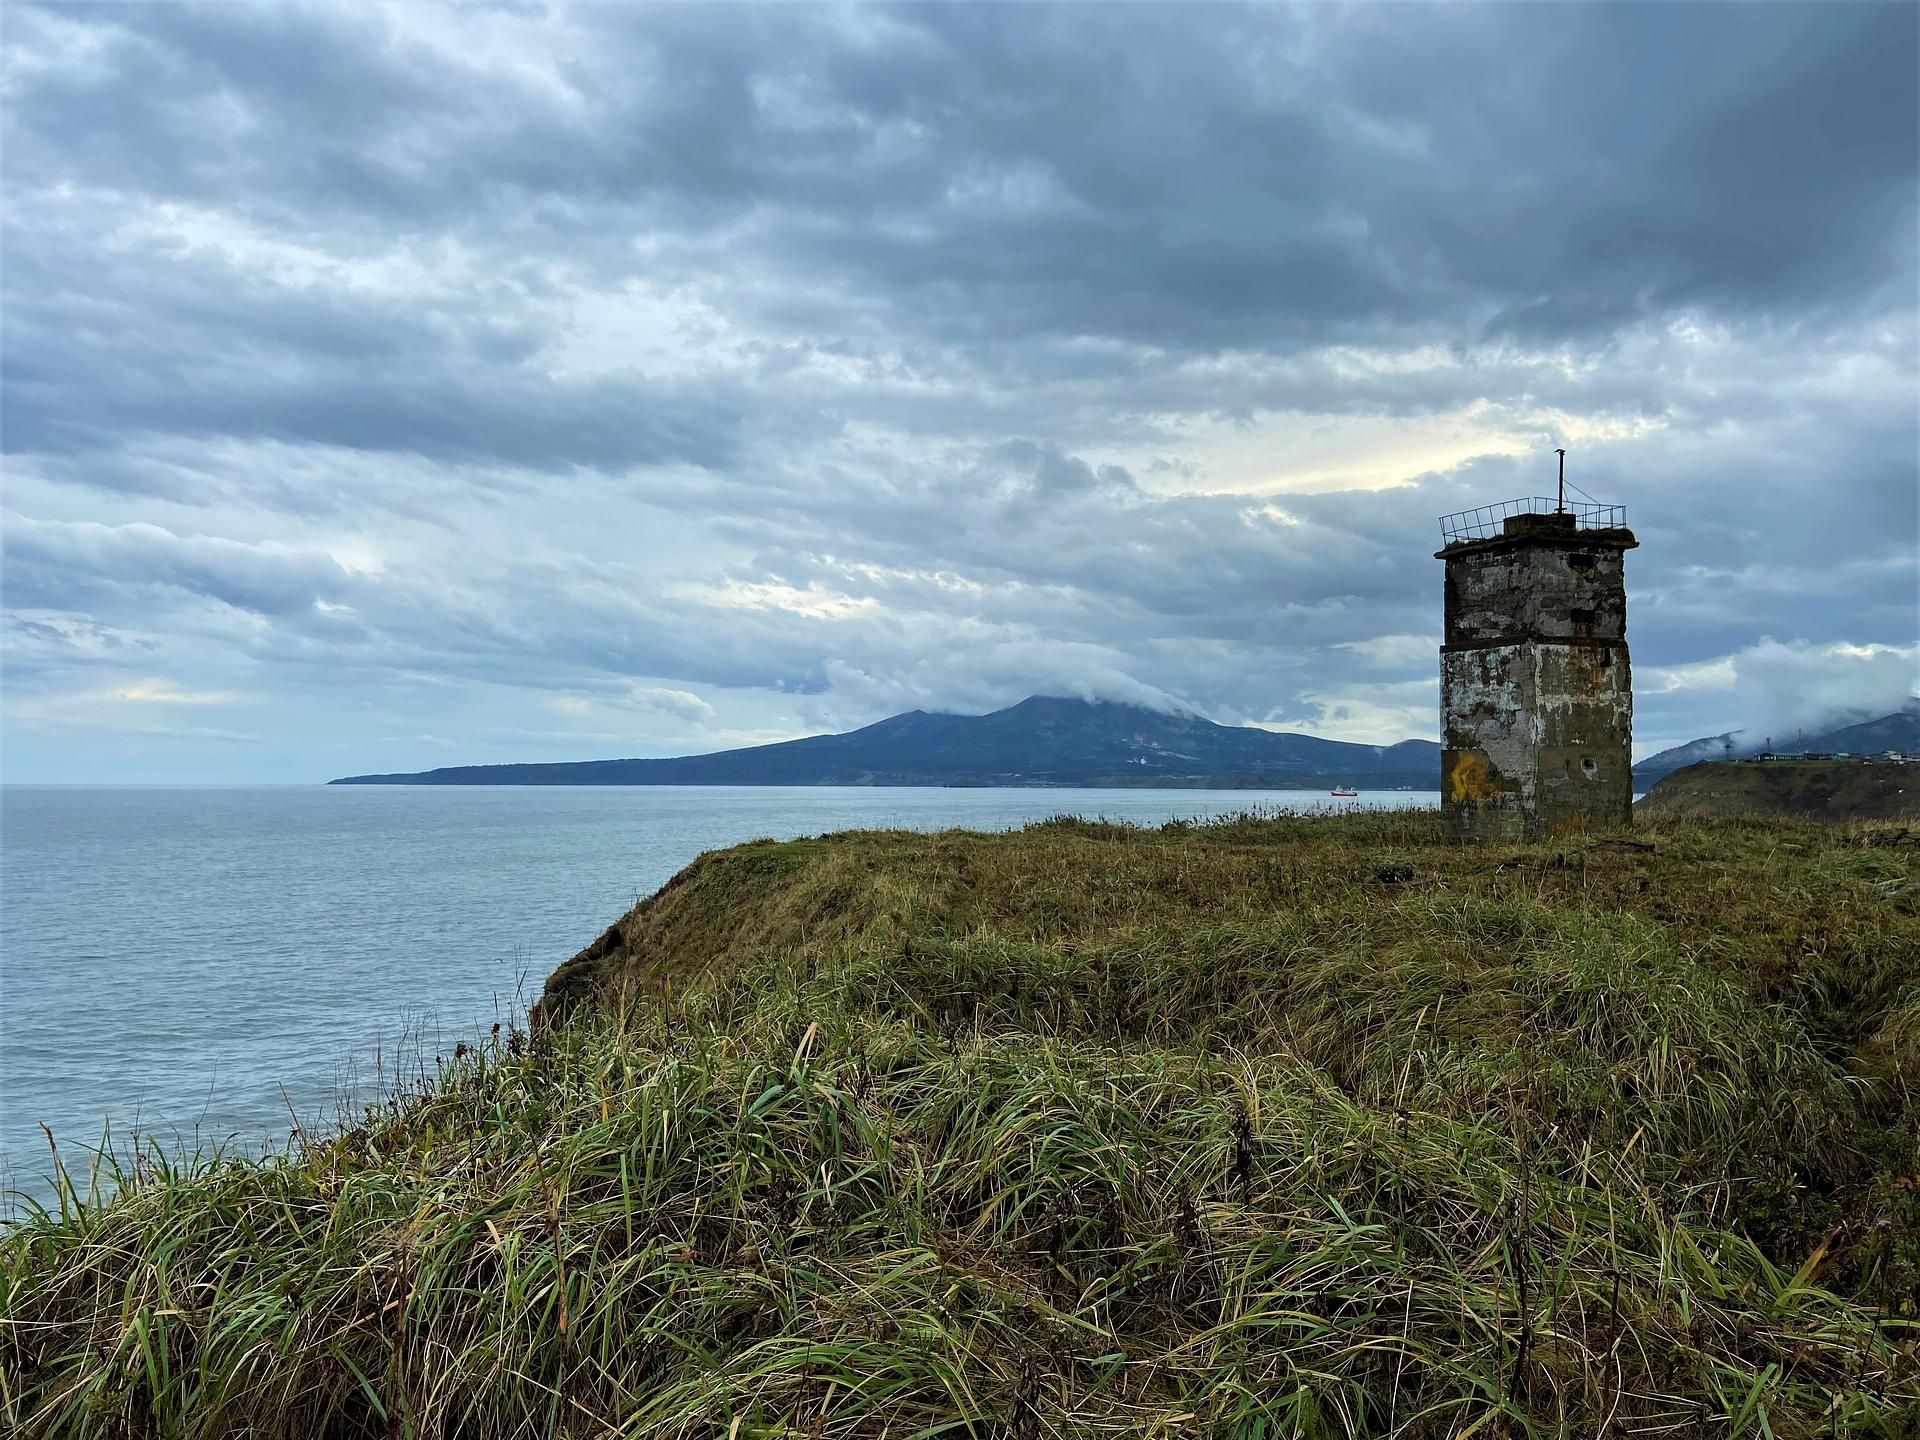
[4,2,1916,783]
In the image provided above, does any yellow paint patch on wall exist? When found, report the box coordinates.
[1448,751,1498,804]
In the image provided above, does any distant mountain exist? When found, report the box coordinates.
[1810,706,1920,755]
[1634,729,1753,778]
[1635,701,1920,781]
[331,695,1442,789]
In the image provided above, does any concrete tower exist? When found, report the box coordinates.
[1435,494,1638,840]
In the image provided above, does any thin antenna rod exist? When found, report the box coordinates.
[1554,448,1567,513]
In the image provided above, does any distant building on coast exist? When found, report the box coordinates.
[1435,470,1638,840]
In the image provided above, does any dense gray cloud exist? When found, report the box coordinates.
[2,1,1914,782]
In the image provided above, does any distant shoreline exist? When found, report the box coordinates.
[330,774,1438,790]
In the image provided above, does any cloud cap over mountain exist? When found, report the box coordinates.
[4,1,1914,782]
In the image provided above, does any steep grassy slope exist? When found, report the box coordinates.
[5,811,1919,1437]
[1641,760,1920,820]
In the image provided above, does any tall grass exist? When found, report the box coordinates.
[4,810,1917,1436]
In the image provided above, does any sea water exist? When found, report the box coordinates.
[0,784,1435,1211]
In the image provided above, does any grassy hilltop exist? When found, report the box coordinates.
[6,810,1920,1437]
[1641,760,1920,822]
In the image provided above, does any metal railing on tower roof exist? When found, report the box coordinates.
[1437,498,1627,546]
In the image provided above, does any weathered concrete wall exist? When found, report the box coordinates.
[1438,526,1636,841]
[1530,641,1634,833]
[1443,545,1629,646]
[1441,644,1535,838]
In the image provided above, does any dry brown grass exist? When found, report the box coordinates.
[6,809,1918,1437]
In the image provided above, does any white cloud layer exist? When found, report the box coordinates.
[1,2,1914,781]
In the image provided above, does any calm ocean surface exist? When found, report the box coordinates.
[1,784,1435,1211]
